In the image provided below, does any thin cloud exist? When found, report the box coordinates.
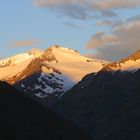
[96,19,125,28]
[96,20,114,26]
[86,32,117,49]
[100,10,118,18]
[64,22,86,29]
[86,21,140,61]
[127,15,140,22]
[9,40,39,48]
[34,0,140,19]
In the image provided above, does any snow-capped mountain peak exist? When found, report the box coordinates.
[28,48,44,56]
[0,53,33,67]
[102,50,140,73]
[0,48,43,67]
[42,45,80,63]
[41,45,108,82]
[0,45,108,84]
[0,45,108,101]
[46,45,80,54]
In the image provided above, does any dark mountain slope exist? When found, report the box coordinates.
[53,70,140,140]
[15,72,64,107]
[0,81,92,140]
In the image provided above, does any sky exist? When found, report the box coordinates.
[0,0,140,61]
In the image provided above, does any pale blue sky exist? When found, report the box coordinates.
[0,0,140,60]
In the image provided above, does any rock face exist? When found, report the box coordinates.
[15,73,65,107]
[0,81,92,140]
[0,45,108,105]
[52,50,140,140]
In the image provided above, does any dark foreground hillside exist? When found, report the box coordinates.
[53,70,140,140]
[0,81,92,140]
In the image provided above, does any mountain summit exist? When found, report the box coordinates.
[102,49,140,72]
[0,45,108,105]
